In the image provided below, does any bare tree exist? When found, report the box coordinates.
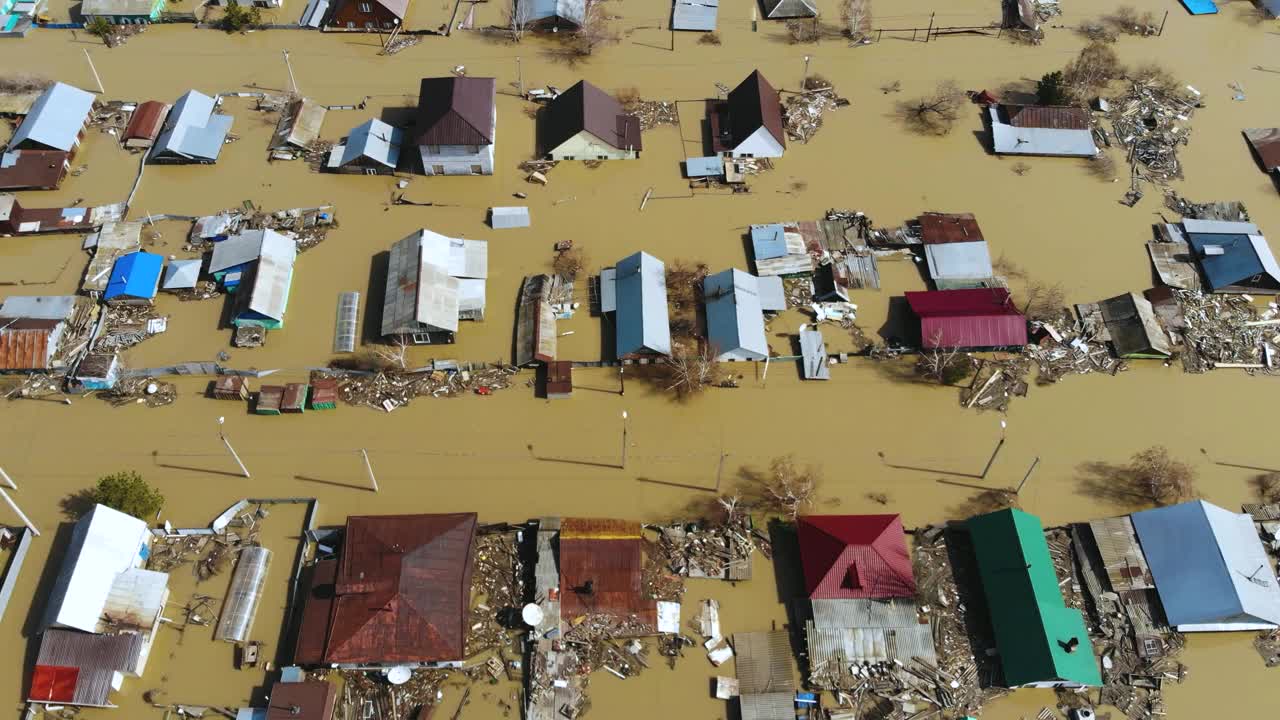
[1085,152,1116,181]
[1062,42,1124,103]
[785,18,822,43]
[842,0,872,43]
[373,339,410,370]
[655,345,722,397]
[505,0,532,41]
[739,455,821,519]
[1020,280,1067,320]
[553,246,589,277]
[1255,473,1280,504]
[566,0,619,57]
[1128,446,1197,506]
[916,332,972,384]
[895,80,964,136]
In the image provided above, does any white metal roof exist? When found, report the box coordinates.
[0,295,76,321]
[210,229,294,273]
[162,259,202,290]
[1182,218,1260,236]
[7,82,94,153]
[924,241,993,282]
[43,504,154,634]
[988,107,1098,157]
[247,248,296,322]
[490,206,531,229]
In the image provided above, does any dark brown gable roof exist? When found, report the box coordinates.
[414,77,496,146]
[542,80,642,154]
[728,70,785,148]
[1002,104,1090,130]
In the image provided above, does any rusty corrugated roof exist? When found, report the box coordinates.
[559,517,655,631]
[414,77,496,146]
[918,212,983,245]
[123,101,170,143]
[293,559,337,665]
[268,680,336,720]
[1002,104,1090,130]
[324,513,477,664]
[0,325,54,370]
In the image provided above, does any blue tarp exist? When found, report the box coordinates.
[1179,0,1217,15]
[751,224,787,261]
[104,251,163,301]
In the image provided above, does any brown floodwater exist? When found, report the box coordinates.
[1,3,1279,718]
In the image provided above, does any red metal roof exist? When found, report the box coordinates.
[1001,104,1090,130]
[798,515,916,600]
[905,288,1015,316]
[0,324,54,370]
[906,289,1027,347]
[29,666,78,703]
[268,681,337,720]
[559,518,657,631]
[324,513,477,664]
[123,101,170,143]
[918,212,984,245]
[414,77,496,146]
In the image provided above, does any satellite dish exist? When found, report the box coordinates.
[522,603,545,627]
[385,666,412,685]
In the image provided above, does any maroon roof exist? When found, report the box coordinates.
[414,77,496,146]
[798,515,916,600]
[542,81,642,154]
[1244,128,1280,172]
[123,101,170,144]
[324,513,477,664]
[918,212,983,245]
[282,382,308,411]
[267,681,336,720]
[1001,104,1090,130]
[0,149,69,191]
[726,70,785,148]
[546,361,572,396]
[293,559,338,665]
[905,288,1027,349]
[559,518,656,632]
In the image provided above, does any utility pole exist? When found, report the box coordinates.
[1015,456,1040,494]
[516,56,524,96]
[0,486,38,536]
[83,49,104,94]
[979,420,1007,480]
[217,417,251,478]
[282,50,298,95]
[0,466,16,490]
[618,365,625,396]
[802,55,811,86]
[751,4,757,32]
[360,449,380,492]
[620,411,629,469]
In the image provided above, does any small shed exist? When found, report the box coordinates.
[282,383,309,413]
[211,375,249,400]
[256,385,285,415]
[271,98,327,152]
[75,352,119,390]
[104,251,164,305]
[673,0,718,30]
[309,378,338,409]
[799,325,829,380]
[122,101,171,149]
[326,118,402,174]
[490,206,531,229]
[923,241,994,290]
[545,360,573,399]
[162,258,201,291]
[1075,292,1172,359]
[266,680,337,720]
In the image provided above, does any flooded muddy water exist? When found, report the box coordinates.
[1,3,1279,718]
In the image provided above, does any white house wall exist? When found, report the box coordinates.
[728,126,784,159]
[419,144,495,175]
[548,130,637,161]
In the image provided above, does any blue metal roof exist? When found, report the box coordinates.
[614,251,671,357]
[1179,0,1217,14]
[104,251,164,301]
[335,118,402,170]
[751,224,787,261]
[7,82,95,153]
[704,269,767,361]
[1132,500,1280,630]
[1186,231,1280,292]
[685,156,721,178]
[151,90,233,162]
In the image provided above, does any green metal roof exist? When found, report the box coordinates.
[967,508,1101,687]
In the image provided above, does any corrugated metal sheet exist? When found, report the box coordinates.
[757,275,786,311]
[1003,104,1090,130]
[293,559,337,665]
[737,692,793,720]
[1132,500,1280,630]
[102,567,168,633]
[600,267,617,313]
[798,516,915,600]
[673,0,718,30]
[244,245,296,324]
[704,269,768,361]
[151,90,233,163]
[761,0,815,17]
[1090,292,1171,358]
[1087,517,1153,591]
[524,0,585,24]
[924,241,993,286]
[448,237,488,279]
[0,326,53,370]
[685,156,722,177]
[615,251,671,357]
[414,77,496,147]
[918,213,983,244]
[559,517,656,632]
[33,629,147,706]
[799,326,829,380]
[8,82,94,153]
[334,292,359,353]
[123,101,171,146]
[1147,241,1201,291]
[0,148,69,190]
[216,546,272,643]
[989,107,1097,157]
[44,505,152,634]
[812,597,920,628]
[0,295,75,320]
[515,275,557,366]
[751,224,788,261]
[210,229,291,274]
[162,258,201,290]
[806,620,936,671]
[733,630,794,694]
[333,118,402,170]
[1183,218,1260,235]
[267,680,336,720]
[906,289,1026,349]
[325,514,477,663]
[271,98,327,150]
[490,206,530,229]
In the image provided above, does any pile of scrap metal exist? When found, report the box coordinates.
[337,364,522,410]
[784,79,847,143]
[1107,79,1200,196]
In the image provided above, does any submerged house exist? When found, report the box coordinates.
[326,0,405,29]
[381,229,488,344]
[209,229,295,290]
[917,213,994,290]
[798,515,915,600]
[1075,291,1172,359]
[604,251,670,358]
[703,268,768,361]
[967,508,1102,688]
[326,118,402,174]
[80,0,167,23]
[0,295,77,372]
[414,76,496,176]
[6,82,95,157]
[518,0,585,29]
[294,513,477,667]
[988,105,1098,158]
[559,518,658,634]
[31,504,170,707]
[1132,500,1280,632]
[904,288,1027,350]
[230,236,298,330]
[1,194,123,236]
[270,98,327,154]
[103,251,164,306]
[150,90,234,164]
[711,70,785,160]
[542,81,641,161]
[0,148,71,191]
[1182,219,1280,294]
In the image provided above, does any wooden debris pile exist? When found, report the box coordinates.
[336,667,454,720]
[1027,313,1126,384]
[650,512,758,580]
[1107,80,1199,186]
[337,365,522,409]
[1175,290,1277,373]
[467,530,526,658]
[98,376,176,408]
[784,79,846,143]
[623,99,678,130]
[959,357,1030,411]
[381,34,422,55]
[97,304,167,351]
